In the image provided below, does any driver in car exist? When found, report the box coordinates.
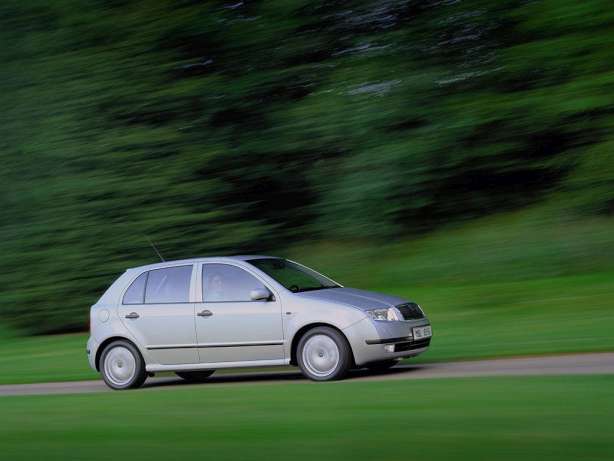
[206,273,226,301]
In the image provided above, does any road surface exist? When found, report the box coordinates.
[1,352,612,396]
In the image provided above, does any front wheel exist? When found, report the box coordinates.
[100,340,147,390]
[297,326,352,381]
[176,370,215,382]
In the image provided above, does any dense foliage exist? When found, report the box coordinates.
[1,0,613,333]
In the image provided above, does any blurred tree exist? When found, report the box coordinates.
[0,0,613,333]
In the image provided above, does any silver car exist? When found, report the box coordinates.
[87,256,432,389]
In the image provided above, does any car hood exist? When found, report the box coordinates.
[294,287,408,311]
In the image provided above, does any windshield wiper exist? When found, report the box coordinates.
[296,285,339,292]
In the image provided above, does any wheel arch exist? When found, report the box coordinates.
[289,323,355,366]
[94,336,142,371]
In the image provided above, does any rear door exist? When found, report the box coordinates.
[194,263,284,364]
[118,265,198,365]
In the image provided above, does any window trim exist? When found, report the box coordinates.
[199,262,275,304]
[121,264,194,305]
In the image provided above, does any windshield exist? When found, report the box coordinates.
[247,258,340,293]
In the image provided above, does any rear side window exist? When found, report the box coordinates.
[203,264,266,302]
[123,272,147,304]
[145,266,193,303]
[122,266,193,304]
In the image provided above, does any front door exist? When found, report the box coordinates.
[195,263,284,364]
[118,265,198,365]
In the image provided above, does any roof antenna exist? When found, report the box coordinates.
[146,236,165,262]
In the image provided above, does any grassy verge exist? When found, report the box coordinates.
[0,332,96,384]
[1,207,612,384]
[1,376,613,460]
[407,271,614,362]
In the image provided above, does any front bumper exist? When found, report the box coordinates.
[343,317,431,366]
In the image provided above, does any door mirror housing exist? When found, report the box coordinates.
[250,288,272,301]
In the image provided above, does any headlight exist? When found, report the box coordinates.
[366,307,402,322]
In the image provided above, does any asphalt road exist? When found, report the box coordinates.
[1,352,612,396]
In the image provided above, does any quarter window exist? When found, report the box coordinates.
[203,264,267,302]
[123,272,147,304]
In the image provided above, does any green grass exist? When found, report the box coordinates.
[0,332,97,384]
[1,206,613,384]
[1,376,613,460]
[407,271,614,362]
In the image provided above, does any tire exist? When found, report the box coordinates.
[100,340,147,390]
[365,360,399,372]
[176,370,215,382]
[297,326,352,381]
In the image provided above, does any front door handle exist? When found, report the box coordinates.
[125,312,140,319]
[197,309,213,317]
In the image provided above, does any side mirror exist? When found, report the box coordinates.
[250,288,272,301]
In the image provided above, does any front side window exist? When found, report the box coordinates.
[144,265,193,303]
[247,258,339,293]
[203,264,266,302]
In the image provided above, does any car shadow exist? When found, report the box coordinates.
[142,364,427,390]
[352,364,426,378]
[142,371,303,389]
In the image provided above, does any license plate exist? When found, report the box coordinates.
[412,325,432,340]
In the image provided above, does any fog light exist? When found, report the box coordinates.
[384,345,395,353]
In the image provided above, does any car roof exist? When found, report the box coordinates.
[127,255,279,272]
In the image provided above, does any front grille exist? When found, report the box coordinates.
[394,338,431,352]
[397,302,424,320]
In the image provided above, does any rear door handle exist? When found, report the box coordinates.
[197,309,213,317]
[125,312,140,319]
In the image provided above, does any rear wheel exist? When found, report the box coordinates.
[297,326,352,381]
[366,360,399,372]
[100,340,147,390]
[176,370,215,382]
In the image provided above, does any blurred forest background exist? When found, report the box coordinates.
[1,0,614,335]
